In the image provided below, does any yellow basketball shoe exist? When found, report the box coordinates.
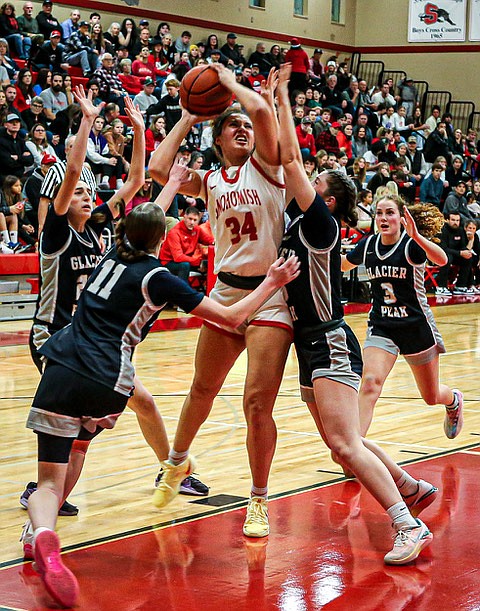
[153,456,197,508]
[243,497,269,538]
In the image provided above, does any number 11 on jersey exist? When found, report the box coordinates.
[87,259,127,300]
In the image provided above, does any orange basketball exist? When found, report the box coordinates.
[180,66,232,117]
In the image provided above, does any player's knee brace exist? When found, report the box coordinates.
[71,439,91,457]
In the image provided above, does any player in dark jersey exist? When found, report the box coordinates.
[23,162,300,608]
[22,90,192,522]
[343,196,464,441]
[277,64,434,566]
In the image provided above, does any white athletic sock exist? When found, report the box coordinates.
[9,231,17,243]
[251,485,268,500]
[101,176,109,185]
[395,470,419,497]
[168,449,189,466]
[33,527,52,542]
[446,391,459,410]
[387,501,418,531]
[1,230,9,243]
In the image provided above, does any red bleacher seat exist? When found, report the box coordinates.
[68,65,84,78]
[26,277,39,294]
[0,253,39,275]
[71,76,89,88]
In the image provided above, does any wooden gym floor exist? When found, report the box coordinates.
[0,300,479,609]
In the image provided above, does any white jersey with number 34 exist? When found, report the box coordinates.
[202,156,286,276]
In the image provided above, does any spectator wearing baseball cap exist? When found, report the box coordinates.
[30,28,68,73]
[285,37,310,95]
[296,115,316,158]
[0,112,33,181]
[220,32,243,68]
[133,77,158,116]
[309,47,324,86]
[64,20,98,76]
[36,0,61,39]
[315,120,342,156]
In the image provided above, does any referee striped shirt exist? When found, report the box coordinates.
[40,161,97,200]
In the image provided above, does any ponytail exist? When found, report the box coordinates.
[115,201,166,262]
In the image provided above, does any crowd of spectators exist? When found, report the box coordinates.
[0,2,478,292]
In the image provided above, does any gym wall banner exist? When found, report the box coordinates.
[408,0,467,41]
[469,0,480,40]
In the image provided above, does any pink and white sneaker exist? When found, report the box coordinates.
[34,530,79,608]
[444,389,464,439]
[20,520,34,560]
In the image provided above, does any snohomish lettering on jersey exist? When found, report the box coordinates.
[201,156,286,277]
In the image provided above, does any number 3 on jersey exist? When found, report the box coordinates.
[87,259,126,299]
[225,211,258,245]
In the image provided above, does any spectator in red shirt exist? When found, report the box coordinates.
[145,114,166,161]
[160,206,214,283]
[132,46,155,79]
[295,116,316,157]
[118,58,144,95]
[336,123,354,160]
[284,37,310,96]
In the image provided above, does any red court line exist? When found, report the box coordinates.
[1,450,479,610]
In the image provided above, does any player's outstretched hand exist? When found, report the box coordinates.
[277,63,292,97]
[168,159,192,187]
[260,67,279,109]
[124,96,144,131]
[73,84,104,120]
[401,206,419,239]
[267,255,300,287]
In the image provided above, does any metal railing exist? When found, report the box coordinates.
[469,111,480,131]
[350,51,361,77]
[351,53,477,138]
[421,90,452,119]
[380,69,406,88]
[446,101,476,134]
[412,80,429,108]
[356,60,384,88]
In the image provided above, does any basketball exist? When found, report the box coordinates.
[180,66,232,116]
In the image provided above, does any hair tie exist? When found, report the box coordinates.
[123,235,133,249]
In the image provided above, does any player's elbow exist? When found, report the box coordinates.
[148,159,167,186]
[281,150,303,168]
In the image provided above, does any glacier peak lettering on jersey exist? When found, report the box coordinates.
[70,254,102,271]
[381,305,408,318]
[215,189,262,219]
[366,265,407,280]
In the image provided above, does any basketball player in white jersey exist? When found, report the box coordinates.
[149,64,292,537]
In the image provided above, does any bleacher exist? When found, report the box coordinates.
[351,51,480,134]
